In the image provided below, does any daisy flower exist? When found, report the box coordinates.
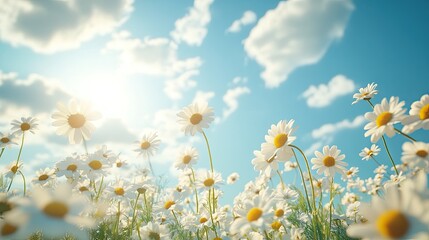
[134,130,160,159]
[81,151,113,180]
[352,82,378,104]
[177,101,214,136]
[51,99,101,144]
[401,141,429,169]
[261,120,296,162]
[174,146,198,170]
[311,145,347,177]
[0,132,17,149]
[0,208,29,239]
[196,170,223,191]
[106,179,136,201]
[347,182,429,239]
[284,161,298,172]
[227,172,240,184]
[22,183,96,239]
[364,96,406,143]
[11,116,38,135]
[138,222,169,240]
[56,154,82,179]
[359,144,381,161]
[402,94,429,133]
[3,162,23,179]
[251,150,281,177]
[32,168,56,186]
[230,189,274,236]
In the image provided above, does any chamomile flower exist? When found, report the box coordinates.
[177,102,214,136]
[56,154,82,179]
[106,179,136,201]
[11,117,38,135]
[227,172,240,184]
[0,208,29,239]
[311,145,347,177]
[352,82,378,104]
[284,161,298,172]
[3,162,23,179]
[0,132,17,148]
[23,183,96,239]
[52,99,101,144]
[261,120,296,162]
[359,144,381,161]
[81,151,112,180]
[251,150,280,177]
[401,141,429,169]
[32,168,56,186]
[402,94,429,133]
[364,96,406,143]
[347,183,429,239]
[196,170,223,191]
[139,222,170,240]
[174,146,198,170]
[230,189,274,236]
[134,130,160,159]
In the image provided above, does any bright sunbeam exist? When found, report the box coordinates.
[78,74,128,119]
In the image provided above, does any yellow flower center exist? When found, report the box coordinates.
[271,221,282,231]
[66,164,77,172]
[323,156,335,167]
[148,232,161,240]
[247,207,263,222]
[89,160,102,170]
[20,122,31,131]
[190,113,203,125]
[68,113,86,128]
[376,210,409,238]
[79,186,89,192]
[1,223,17,236]
[43,201,69,218]
[140,141,151,150]
[1,137,10,144]
[164,200,175,209]
[137,187,147,194]
[116,162,123,168]
[376,112,393,127]
[416,149,428,158]
[10,165,18,174]
[274,133,288,148]
[199,217,208,224]
[275,209,284,217]
[38,174,49,181]
[114,187,125,196]
[182,155,192,164]
[213,238,223,240]
[367,150,373,156]
[419,104,429,120]
[203,178,215,187]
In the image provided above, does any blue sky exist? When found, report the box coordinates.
[0,0,428,203]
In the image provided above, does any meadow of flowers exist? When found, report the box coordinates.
[0,84,428,240]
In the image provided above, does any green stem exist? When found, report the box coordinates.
[171,210,180,226]
[394,128,417,142]
[82,137,89,155]
[7,133,25,192]
[370,156,382,166]
[292,149,312,212]
[18,170,26,196]
[207,189,218,238]
[201,131,214,173]
[381,136,399,175]
[328,177,333,239]
[95,176,104,201]
[276,170,285,189]
[191,168,199,214]
[0,148,4,159]
[129,193,141,237]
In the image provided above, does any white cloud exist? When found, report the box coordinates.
[0,0,133,53]
[104,31,202,100]
[244,0,354,88]
[227,11,257,33]
[192,90,215,103]
[231,76,248,85]
[170,0,214,46]
[302,75,355,108]
[218,86,250,122]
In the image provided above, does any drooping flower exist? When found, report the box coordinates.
[352,82,378,104]
[0,132,17,149]
[177,102,214,136]
[311,145,347,177]
[402,94,429,133]
[11,117,38,135]
[364,96,406,143]
[52,99,101,144]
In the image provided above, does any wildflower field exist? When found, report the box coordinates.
[1,0,429,239]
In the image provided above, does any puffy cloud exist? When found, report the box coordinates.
[164,70,199,100]
[305,115,364,155]
[231,76,248,85]
[91,118,138,144]
[302,75,355,108]
[0,0,133,53]
[218,86,250,122]
[170,0,214,46]
[244,0,354,88]
[192,90,215,103]
[227,10,257,33]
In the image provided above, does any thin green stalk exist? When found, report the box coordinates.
[328,177,333,239]
[143,192,150,219]
[292,149,312,212]
[201,131,214,173]
[129,193,141,237]
[370,156,382,166]
[191,168,199,214]
[18,170,26,196]
[394,128,417,142]
[95,176,104,201]
[171,210,180,226]
[276,170,285,189]
[115,201,121,236]
[207,189,218,238]
[82,137,89,155]
[381,136,399,175]
[0,148,5,159]
[7,133,25,192]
